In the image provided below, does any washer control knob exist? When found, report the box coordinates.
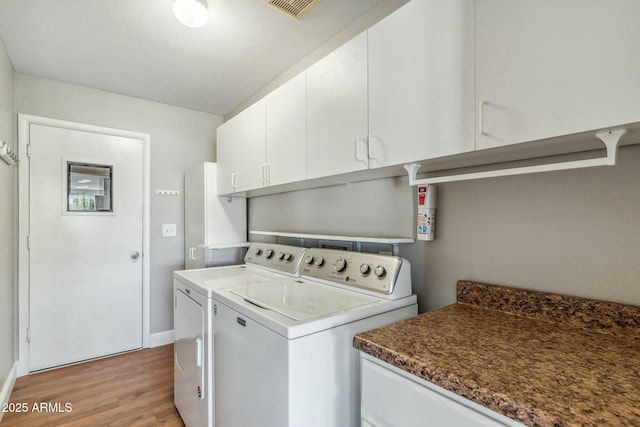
[284,252,293,261]
[314,257,325,267]
[360,263,371,275]
[254,248,262,256]
[276,251,285,260]
[334,258,347,272]
[264,249,274,259]
[304,255,314,265]
[374,265,386,278]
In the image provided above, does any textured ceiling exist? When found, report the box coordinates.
[0,0,386,115]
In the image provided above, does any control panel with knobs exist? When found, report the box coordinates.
[300,248,404,296]
[243,244,307,276]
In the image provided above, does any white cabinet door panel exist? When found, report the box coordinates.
[476,0,640,149]
[361,356,516,426]
[368,0,475,168]
[266,72,307,186]
[216,120,238,196]
[307,32,369,179]
[235,99,267,192]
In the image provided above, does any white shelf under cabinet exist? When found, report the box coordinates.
[198,242,251,249]
[250,230,414,245]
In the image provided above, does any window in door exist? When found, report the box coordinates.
[67,162,113,212]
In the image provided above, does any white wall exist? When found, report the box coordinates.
[250,144,640,313]
[0,37,15,394]
[15,74,223,333]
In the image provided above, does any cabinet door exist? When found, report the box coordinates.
[368,0,475,168]
[361,356,513,426]
[216,120,238,196]
[235,98,267,192]
[266,72,307,186]
[307,32,369,179]
[185,163,206,269]
[476,0,640,150]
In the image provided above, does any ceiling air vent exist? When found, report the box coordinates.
[264,0,321,19]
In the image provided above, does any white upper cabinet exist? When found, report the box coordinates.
[216,118,239,196]
[266,72,307,187]
[476,0,640,150]
[235,99,267,192]
[368,0,475,168]
[307,32,369,179]
[216,99,266,195]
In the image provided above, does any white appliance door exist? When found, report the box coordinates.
[214,300,288,427]
[29,123,143,371]
[174,288,207,426]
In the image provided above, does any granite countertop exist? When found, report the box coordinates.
[353,281,640,427]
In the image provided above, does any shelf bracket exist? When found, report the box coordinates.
[404,129,626,186]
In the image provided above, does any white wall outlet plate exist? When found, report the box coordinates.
[162,224,177,237]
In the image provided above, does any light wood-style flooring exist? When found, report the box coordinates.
[2,344,184,426]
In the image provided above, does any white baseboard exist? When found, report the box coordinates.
[149,330,174,348]
[0,362,17,423]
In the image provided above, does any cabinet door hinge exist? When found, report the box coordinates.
[26,144,32,158]
[27,328,31,342]
[27,235,31,250]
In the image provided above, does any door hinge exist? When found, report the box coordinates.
[27,235,31,250]
[27,328,31,342]
[26,144,31,158]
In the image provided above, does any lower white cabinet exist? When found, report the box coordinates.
[360,354,523,427]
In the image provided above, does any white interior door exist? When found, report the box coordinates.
[28,123,144,371]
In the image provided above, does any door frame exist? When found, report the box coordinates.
[17,114,151,376]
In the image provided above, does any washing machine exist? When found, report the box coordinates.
[173,243,306,427]
[212,247,418,427]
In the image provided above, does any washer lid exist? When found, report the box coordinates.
[230,281,378,321]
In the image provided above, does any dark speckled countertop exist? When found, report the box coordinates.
[353,281,640,427]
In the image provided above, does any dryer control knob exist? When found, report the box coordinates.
[284,252,293,261]
[314,257,325,267]
[276,251,285,260]
[254,248,262,256]
[264,249,274,259]
[334,258,347,272]
[374,265,386,278]
[304,255,314,265]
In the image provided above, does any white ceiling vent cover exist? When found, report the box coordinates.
[264,0,321,19]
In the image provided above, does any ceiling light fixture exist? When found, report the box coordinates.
[173,0,209,28]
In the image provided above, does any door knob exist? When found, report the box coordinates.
[130,251,140,260]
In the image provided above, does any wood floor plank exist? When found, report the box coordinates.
[2,345,184,426]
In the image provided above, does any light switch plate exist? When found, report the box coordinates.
[162,224,177,237]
